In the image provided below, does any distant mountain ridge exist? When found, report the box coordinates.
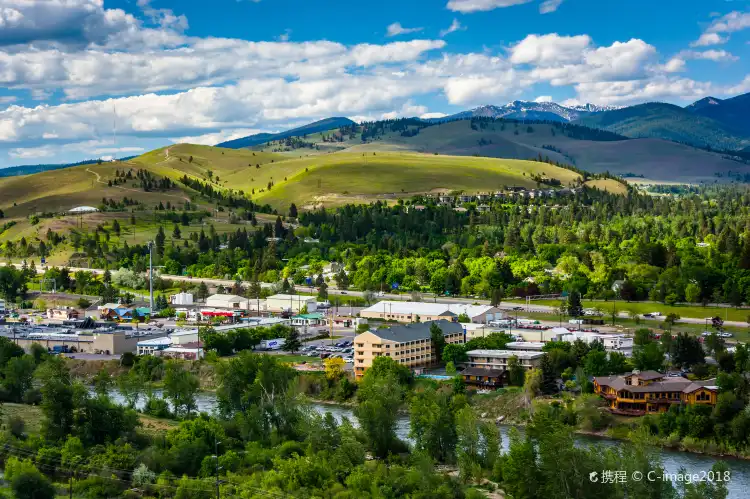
[574,100,750,151]
[686,92,750,136]
[0,158,119,178]
[217,117,355,149]
[436,101,620,123]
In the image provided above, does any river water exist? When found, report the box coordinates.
[108,390,750,498]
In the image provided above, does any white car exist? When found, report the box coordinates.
[720,332,733,338]
[650,312,662,317]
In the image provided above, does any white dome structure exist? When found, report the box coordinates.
[68,206,99,213]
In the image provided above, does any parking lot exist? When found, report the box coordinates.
[299,340,355,364]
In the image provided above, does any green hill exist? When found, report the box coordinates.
[279,118,744,183]
[574,102,749,151]
[687,92,750,136]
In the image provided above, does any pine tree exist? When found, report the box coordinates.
[172,225,181,239]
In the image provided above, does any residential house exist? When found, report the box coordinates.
[461,367,504,389]
[594,370,718,415]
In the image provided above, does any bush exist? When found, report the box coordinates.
[7,416,25,439]
[143,397,172,418]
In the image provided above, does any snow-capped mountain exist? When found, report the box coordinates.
[436,100,621,123]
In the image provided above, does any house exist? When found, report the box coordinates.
[291,313,327,327]
[360,301,504,324]
[353,320,465,378]
[464,349,544,372]
[265,294,317,314]
[101,306,135,321]
[593,370,719,416]
[461,367,504,389]
[170,292,194,305]
[477,204,491,212]
[205,294,249,310]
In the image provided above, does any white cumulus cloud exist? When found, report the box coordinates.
[446,0,533,13]
[386,22,423,37]
[539,0,564,14]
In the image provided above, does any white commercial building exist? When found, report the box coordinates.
[360,301,504,324]
[137,336,172,356]
[560,331,634,355]
[170,292,194,306]
[205,294,250,310]
[463,323,503,340]
[265,294,317,313]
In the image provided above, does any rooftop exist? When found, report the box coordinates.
[594,374,719,394]
[505,341,545,351]
[466,349,545,359]
[137,336,172,346]
[267,294,315,301]
[363,301,497,318]
[367,320,463,342]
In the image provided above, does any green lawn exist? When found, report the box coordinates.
[270,354,323,364]
[513,298,750,324]
[516,309,750,343]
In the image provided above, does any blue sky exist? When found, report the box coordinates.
[0,0,747,167]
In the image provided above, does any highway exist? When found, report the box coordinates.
[3,262,747,329]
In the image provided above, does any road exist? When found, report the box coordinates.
[4,262,747,329]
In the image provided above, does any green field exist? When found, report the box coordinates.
[515,298,750,324]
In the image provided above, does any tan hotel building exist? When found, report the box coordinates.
[353,320,465,377]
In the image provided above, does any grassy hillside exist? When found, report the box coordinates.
[247,152,581,209]
[330,119,745,183]
[574,103,750,151]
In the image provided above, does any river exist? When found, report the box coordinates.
[108,390,750,498]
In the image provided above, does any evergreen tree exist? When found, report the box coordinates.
[566,291,583,318]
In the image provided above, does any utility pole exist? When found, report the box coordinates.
[214,438,222,499]
[148,241,154,312]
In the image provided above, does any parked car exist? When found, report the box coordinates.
[720,332,733,338]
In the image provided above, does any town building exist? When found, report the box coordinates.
[505,341,545,351]
[170,292,194,306]
[560,331,634,356]
[593,370,718,416]
[461,367,504,389]
[265,294,318,314]
[464,349,544,372]
[161,343,204,360]
[14,331,140,355]
[463,323,504,340]
[205,294,250,310]
[0,299,6,314]
[353,320,464,378]
[136,336,172,356]
[360,301,503,324]
[47,307,80,320]
[291,313,327,327]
